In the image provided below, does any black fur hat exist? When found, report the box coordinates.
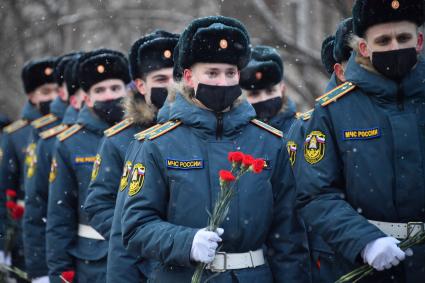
[333,18,353,63]
[129,31,179,80]
[353,0,425,36]
[64,53,84,97]
[174,16,251,73]
[54,52,79,86]
[78,49,131,92]
[321,35,337,76]
[239,45,283,90]
[21,57,57,94]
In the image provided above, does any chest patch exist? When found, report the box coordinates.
[342,127,381,141]
[74,156,97,165]
[166,159,204,170]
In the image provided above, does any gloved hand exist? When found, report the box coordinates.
[361,237,412,271]
[0,250,11,266]
[32,276,50,283]
[190,228,224,263]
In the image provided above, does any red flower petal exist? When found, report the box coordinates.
[6,189,17,198]
[242,154,254,167]
[62,270,75,282]
[11,205,24,220]
[219,170,236,182]
[252,159,265,173]
[228,151,244,163]
[6,201,16,209]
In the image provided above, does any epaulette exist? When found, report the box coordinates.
[296,109,314,121]
[134,123,163,141]
[316,82,356,107]
[40,124,69,140]
[250,119,283,138]
[104,118,134,137]
[147,120,182,140]
[57,124,83,142]
[31,113,58,129]
[3,119,28,134]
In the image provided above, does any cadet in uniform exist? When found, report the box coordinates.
[239,45,296,135]
[0,58,58,282]
[122,16,310,283]
[84,30,178,283]
[46,49,130,282]
[296,1,425,282]
[23,53,82,283]
[289,17,354,283]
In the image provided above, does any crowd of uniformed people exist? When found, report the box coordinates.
[0,0,425,282]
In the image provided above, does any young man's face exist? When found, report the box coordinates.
[135,68,174,105]
[246,82,284,104]
[85,79,126,107]
[183,63,240,92]
[359,21,423,56]
[28,83,59,105]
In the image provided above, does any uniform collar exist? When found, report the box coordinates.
[345,53,425,102]
[21,100,42,121]
[76,105,109,135]
[62,106,79,125]
[170,93,255,139]
[50,97,68,119]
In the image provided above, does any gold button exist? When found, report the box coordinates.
[44,67,53,76]
[97,65,105,73]
[255,72,262,80]
[163,50,172,59]
[219,39,228,49]
[391,0,400,10]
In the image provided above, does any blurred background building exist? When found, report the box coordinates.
[0,0,357,119]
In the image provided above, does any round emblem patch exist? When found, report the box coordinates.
[304,131,326,164]
[119,161,132,191]
[91,154,102,181]
[128,163,145,197]
[286,141,297,167]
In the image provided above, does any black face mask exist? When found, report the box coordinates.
[195,84,242,112]
[38,100,52,115]
[150,88,168,110]
[252,97,283,121]
[372,48,417,81]
[93,98,124,125]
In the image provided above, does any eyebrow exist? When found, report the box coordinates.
[151,75,168,80]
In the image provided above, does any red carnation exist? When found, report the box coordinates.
[11,205,24,220]
[61,270,75,283]
[6,189,17,198]
[6,201,16,209]
[242,154,254,167]
[219,170,236,183]
[228,151,244,163]
[251,159,265,173]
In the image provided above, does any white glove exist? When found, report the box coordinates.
[32,276,50,283]
[190,228,224,263]
[0,250,11,266]
[361,237,411,271]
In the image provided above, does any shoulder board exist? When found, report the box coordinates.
[3,119,28,134]
[148,120,182,141]
[296,109,314,121]
[250,119,283,138]
[57,124,83,142]
[31,113,58,129]
[40,124,69,140]
[104,118,134,137]
[315,82,356,107]
[134,123,163,141]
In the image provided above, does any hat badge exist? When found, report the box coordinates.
[391,0,400,10]
[219,39,228,49]
[255,71,263,80]
[97,65,105,74]
[44,67,53,76]
[163,50,172,59]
